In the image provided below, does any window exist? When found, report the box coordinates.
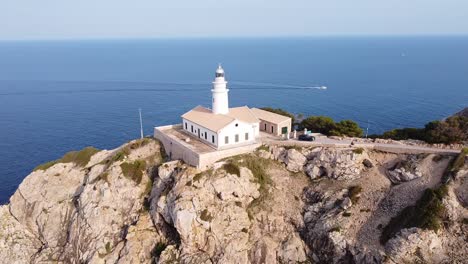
[216,72,224,78]
[225,136,229,144]
[185,122,187,129]
[212,135,215,143]
[191,125,193,133]
[245,133,249,140]
[205,132,207,140]
[264,123,267,130]
[235,123,238,127]
[235,134,239,142]
[271,126,274,133]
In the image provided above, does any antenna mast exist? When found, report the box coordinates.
[139,108,144,139]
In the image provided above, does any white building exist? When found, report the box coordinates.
[182,65,260,149]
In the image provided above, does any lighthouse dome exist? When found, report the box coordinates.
[215,64,225,77]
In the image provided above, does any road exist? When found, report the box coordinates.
[261,133,463,155]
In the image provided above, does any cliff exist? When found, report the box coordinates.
[0,138,467,263]
[454,107,468,118]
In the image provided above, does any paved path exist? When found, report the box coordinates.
[262,134,462,155]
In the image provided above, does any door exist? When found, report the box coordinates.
[281,126,288,135]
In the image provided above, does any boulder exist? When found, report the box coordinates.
[387,156,423,184]
[305,148,369,180]
[385,228,446,264]
[284,149,307,172]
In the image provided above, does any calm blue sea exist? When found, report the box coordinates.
[0,37,467,203]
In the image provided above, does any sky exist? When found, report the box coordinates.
[1,0,467,40]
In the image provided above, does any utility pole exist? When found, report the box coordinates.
[139,108,144,139]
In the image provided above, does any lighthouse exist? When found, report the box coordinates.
[211,64,229,114]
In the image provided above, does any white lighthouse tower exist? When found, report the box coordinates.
[211,64,229,114]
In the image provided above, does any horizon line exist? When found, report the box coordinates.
[1,33,468,42]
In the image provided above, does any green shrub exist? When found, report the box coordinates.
[353,148,364,154]
[299,116,363,137]
[151,242,167,258]
[348,185,362,204]
[193,172,204,182]
[120,160,146,184]
[222,163,240,176]
[380,185,448,244]
[200,209,213,222]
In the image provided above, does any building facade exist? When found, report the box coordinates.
[181,66,260,149]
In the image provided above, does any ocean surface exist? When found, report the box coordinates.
[0,37,467,203]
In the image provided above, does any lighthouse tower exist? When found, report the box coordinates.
[211,65,229,114]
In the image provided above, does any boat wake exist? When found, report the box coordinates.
[231,81,327,90]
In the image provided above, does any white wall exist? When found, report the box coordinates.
[183,118,259,149]
[182,118,218,147]
[218,120,259,149]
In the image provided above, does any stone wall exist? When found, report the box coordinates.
[154,125,261,170]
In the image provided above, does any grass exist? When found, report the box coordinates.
[353,147,364,154]
[380,184,448,244]
[33,146,99,171]
[120,160,146,184]
[34,160,59,171]
[231,155,274,216]
[283,145,302,151]
[256,144,270,152]
[200,209,213,222]
[222,163,240,177]
[105,242,111,254]
[329,226,341,232]
[348,185,362,204]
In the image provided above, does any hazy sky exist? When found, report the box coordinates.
[1,0,467,40]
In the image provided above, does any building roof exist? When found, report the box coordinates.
[226,106,259,124]
[250,108,292,124]
[182,105,259,132]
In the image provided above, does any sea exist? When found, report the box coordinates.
[0,36,467,204]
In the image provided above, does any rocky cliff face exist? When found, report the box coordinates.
[1,140,467,263]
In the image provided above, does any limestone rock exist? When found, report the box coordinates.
[284,148,307,172]
[305,148,369,180]
[385,228,446,264]
[387,156,423,184]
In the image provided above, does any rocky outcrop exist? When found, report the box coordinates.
[0,140,467,263]
[304,148,369,180]
[0,138,165,263]
[386,155,423,184]
[385,228,445,263]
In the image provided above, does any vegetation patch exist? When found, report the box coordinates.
[120,160,146,184]
[34,160,59,171]
[370,116,468,144]
[380,184,448,244]
[200,209,213,222]
[193,172,204,182]
[151,242,167,258]
[343,212,352,217]
[300,116,363,137]
[441,148,468,183]
[348,185,362,204]
[61,147,100,167]
[222,163,241,176]
[353,147,364,154]
[329,226,341,233]
[34,146,99,171]
[256,144,270,152]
